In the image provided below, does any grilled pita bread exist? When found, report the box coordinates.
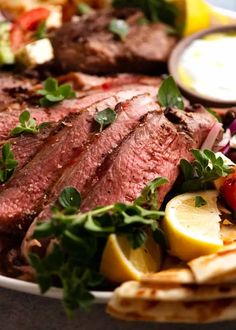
[112,280,236,302]
[189,242,236,284]
[107,295,236,323]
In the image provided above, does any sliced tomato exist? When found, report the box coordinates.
[221,172,236,211]
[10,8,50,51]
[15,8,50,30]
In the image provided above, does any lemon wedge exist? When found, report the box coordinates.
[172,0,236,37]
[100,233,162,283]
[163,190,223,261]
[172,0,210,36]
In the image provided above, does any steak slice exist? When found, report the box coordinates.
[0,123,56,172]
[0,89,153,234]
[36,94,161,221]
[0,73,36,110]
[81,106,216,211]
[0,83,159,140]
[52,8,177,74]
[59,72,162,91]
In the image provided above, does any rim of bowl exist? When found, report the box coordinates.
[168,24,236,108]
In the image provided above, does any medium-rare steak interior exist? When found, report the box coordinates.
[52,8,177,74]
[81,106,216,211]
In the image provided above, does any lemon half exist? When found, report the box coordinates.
[100,234,162,283]
[163,190,223,261]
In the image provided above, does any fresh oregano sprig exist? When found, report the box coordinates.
[109,19,129,40]
[77,2,93,15]
[29,178,167,316]
[180,149,234,192]
[94,108,117,132]
[37,77,76,107]
[0,143,18,183]
[157,76,184,110]
[10,110,47,136]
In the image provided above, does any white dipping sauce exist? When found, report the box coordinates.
[178,33,236,101]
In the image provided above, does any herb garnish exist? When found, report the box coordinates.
[195,196,207,208]
[10,110,47,136]
[29,178,167,316]
[109,19,129,40]
[158,76,184,110]
[0,143,18,183]
[180,149,234,193]
[135,177,169,210]
[37,77,76,107]
[78,2,93,15]
[205,107,222,123]
[112,0,178,26]
[94,108,117,132]
[34,21,47,40]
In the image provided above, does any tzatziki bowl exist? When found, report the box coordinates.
[169,24,236,107]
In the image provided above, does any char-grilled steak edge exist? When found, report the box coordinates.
[52,9,177,74]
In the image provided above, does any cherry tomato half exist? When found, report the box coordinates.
[221,172,236,211]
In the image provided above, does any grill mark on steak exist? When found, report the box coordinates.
[0,89,155,234]
[52,9,177,75]
[0,84,159,140]
[34,94,161,222]
[81,107,216,211]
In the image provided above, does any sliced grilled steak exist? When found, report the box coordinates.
[0,123,56,172]
[59,72,162,91]
[0,89,154,234]
[0,73,36,111]
[81,106,216,211]
[36,94,161,222]
[0,83,159,140]
[52,9,177,74]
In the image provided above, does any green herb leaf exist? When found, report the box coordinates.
[0,143,18,183]
[94,108,116,132]
[135,177,169,210]
[195,195,207,208]
[158,76,184,110]
[109,19,129,40]
[34,21,47,40]
[112,0,178,26]
[10,110,45,136]
[77,2,93,15]
[181,149,234,193]
[37,78,76,107]
[205,107,222,123]
[58,187,81,209]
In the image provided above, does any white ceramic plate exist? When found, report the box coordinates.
[0,4,235,306]
[0,275,112,303]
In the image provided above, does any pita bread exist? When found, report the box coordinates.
[141,267,195,285]
[189,243,236,284]
[112,280,236,302]
[107,295,236,323]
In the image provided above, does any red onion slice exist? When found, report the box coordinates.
[229,119,236,135]
[201,122,223,151]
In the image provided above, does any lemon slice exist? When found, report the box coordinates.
[100,234,162,283]
[163,190,223,261]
